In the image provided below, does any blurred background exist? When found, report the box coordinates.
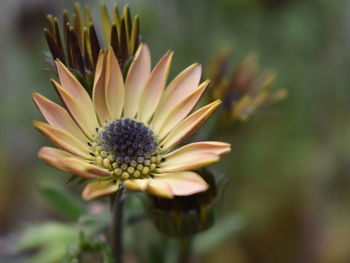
[1,0,350,262]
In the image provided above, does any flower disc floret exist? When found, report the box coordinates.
[91,118,162,179]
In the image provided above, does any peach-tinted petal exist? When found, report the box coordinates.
[165,141,231,159]
[160,100,222,151]
[61,157,111,179]
[154,172,208,196]
[33,93,87,143]
[52,79,98,138]
[146,179,173,199]
[34,121,92,159]
[38,147,110,180]
[55,60,91,101]
[55,60,99,129]
[158,152,219,173]
[82,180,119,200]
[138,51,173,123]
[162,63,202,105]
[156,80,209,139]
[124,179,149,192]
[92,51,110,123]
[38,146,74,172]
[124,44,151,118]
[105,48,125,120]
[152,63,202,131]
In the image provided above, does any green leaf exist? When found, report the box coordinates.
[17,222,79,249]
[28,244,67,263]
[39,183,86,220]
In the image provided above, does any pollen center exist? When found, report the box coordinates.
[91,119,162,179]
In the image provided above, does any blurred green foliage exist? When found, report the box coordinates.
[17,222,79,263]
[39,183,86,221]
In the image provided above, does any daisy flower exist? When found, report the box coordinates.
[33,44,231,200]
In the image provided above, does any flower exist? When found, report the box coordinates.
[207,47,288,122]
[33,44,231,201]
[44,3,140,89]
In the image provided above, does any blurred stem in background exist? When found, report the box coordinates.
[178,237,193,263]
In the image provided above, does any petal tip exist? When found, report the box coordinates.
[32,120,42,128]
[37,146,50,159]
[32,92,40,99]
[202,79,211,86]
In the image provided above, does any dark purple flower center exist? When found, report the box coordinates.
[92,119,161,179]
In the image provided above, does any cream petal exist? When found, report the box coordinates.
[157,80,209,139]
[33,93,88,144]
[165,141,231,160]
[157,152,219,173]
[160,100,222,151]
[82,180,119,200]
[52,80,98,138]
[151,63,202,131]
[92,50,110,123]
[124,179,149,192]
[38,147,108,179]
[34,121,92,159]
[154,172,208,196]
[138,51,173,123]
[60,157,112,179]
[146,179,173,199]
[56,60,91,101]
[38,147,111,180]
[55,60,99,129]
[123,44,151,118]
[105,48,125,120]
[38,146,74,172]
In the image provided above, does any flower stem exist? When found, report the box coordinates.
[178,237,194,263]
[111,184,126,263]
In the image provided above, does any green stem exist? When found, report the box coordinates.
[178,237,194,263]
[111,185,126,263]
